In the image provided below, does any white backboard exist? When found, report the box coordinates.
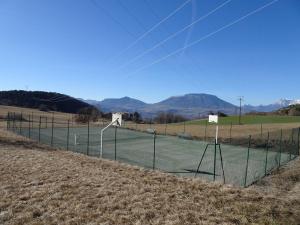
[208,115,218,124]
[112,113,122,127]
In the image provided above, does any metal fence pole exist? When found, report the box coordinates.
[20,113,23,135]
[38,116,41,142]
[7,112,9,130]
[13,112,16,132]
[28,114,31,138]
[114,126,117,160]
[46,117,48,129]
[244,135,251,187]
[279,129,283,167]
[289,129,293,160]
[9,112,11,130]
[153,132,156,170]
[229,122,232,144]
[6,112,9,130]
[67,120,70,150]
[295,127,300,159]
[31,112,33,130]
[183,121,186,133]
[213,140,217,181]
[264,132,270,176]
[260,123,263,138]
[51,116,54,147]
[87,121,90,155]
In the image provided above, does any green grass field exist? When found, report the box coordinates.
[185,115,300,125]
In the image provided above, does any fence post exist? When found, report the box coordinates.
[183,121,186,133]
[229,122,232,144]
[260,123,263,138]
[114,126,117,160]
[87,121,90,155]
[20,113,23,135]
[8,112,11,130]
[279,129,283,167]
[67,120,70,150]
[289,129,293,160]
[6,112,9,130]
[28,114,31,138]
[7,112,9,130]
[264,132,270,176]
[51,115,54,147]
[13,112,16,132]
[38,116,41,142]
[31,112,33,130]
[213,139,217,181]
[9,112,11,130]
[46,117,48,129]
[296,127,300,158]
[244,135,251,187]
[153,132,156,170]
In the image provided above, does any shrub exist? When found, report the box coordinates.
[75,107,101,123]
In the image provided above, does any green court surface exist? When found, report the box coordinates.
[15,125,297,187]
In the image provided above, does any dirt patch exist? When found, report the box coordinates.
[0,129,299,225]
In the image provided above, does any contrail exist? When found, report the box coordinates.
[107,0,192,63]
[115,0,232,71]
[126,0,280,77]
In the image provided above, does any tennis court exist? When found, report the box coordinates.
[16,125,297,187]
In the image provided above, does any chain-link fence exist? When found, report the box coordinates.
[6,112,300,187]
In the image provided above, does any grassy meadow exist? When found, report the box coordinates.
[185,115,300,125]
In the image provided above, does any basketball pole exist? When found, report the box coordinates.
[100,114,122,158]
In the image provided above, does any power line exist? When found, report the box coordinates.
[89,0,137,39]
[125,0,279,77]
[116,0,146,33]
[115,0,171,59]
[142,0,204,76]
[108,0,192,62]
[115,0,232,71]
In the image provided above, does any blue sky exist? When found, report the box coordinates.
[0,0,299,105]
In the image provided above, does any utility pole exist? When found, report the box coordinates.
[238,96,244,125]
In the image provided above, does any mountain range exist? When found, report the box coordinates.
[1,90,298,119]
[244,99,300,113]
[82,94,300,119]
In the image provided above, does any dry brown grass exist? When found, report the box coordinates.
[0,105,75,128]
[253,157,300,194]
[0,129,299,225]
[0,105,109,129]
[124,122,300,140]
[3,105,300,140]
